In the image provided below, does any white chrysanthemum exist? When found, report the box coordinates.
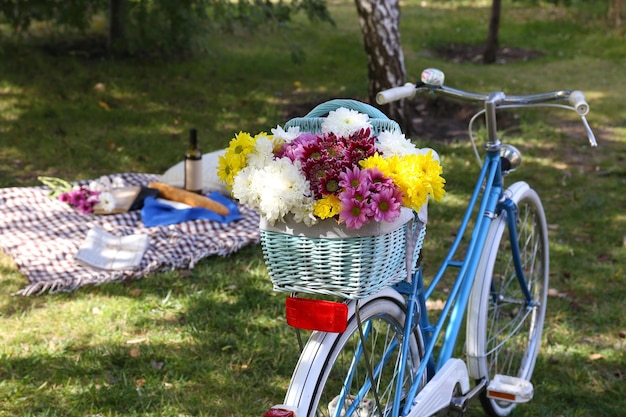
[111,176,125,188]
[88,180,103,192]
[376,130,418,156]
[271,125,301,143]
[232,166,260,208]
[94,191,116,213]
[88,175,124,192]
[322,107,372,137]
[247,135,275,169]
[98,176,112,189]
[234,158,311,224]
[290,197,318,226]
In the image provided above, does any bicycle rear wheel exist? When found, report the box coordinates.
[466,182,549,417]
[283,288,425,417]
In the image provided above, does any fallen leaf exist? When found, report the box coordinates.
[93,83,106,92]
[129,347,140,358]
[588,353,603,361]
[135,378,146,388]
[548,288,569,299]
[426,299,445,310]
[547,288,560,297]
[98,101,111,111]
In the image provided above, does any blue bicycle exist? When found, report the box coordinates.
[263,68,597,417]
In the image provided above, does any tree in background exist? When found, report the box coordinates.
[0,0,105,34]
[607,0,622,27]
[354,0,407,128]
[484,0,502,64]
[108,0,125,53]
[0,0,333,56]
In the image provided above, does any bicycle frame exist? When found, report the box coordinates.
[386,94,535,416]
[316,94,535,417]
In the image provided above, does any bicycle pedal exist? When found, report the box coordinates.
[328,395,373,417]
[486,375,534,403]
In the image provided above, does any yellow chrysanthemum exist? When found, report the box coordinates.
[360,152,389,172]
[313,194,342,219]
[216,154,235,187]
[229,131,255,155]
[360,151,445,212]
[217,131,257,187]
[412,151,445,202]
[405,177,430,210]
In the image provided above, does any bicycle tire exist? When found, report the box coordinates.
[466,182,549,417]
[283,288,425,417]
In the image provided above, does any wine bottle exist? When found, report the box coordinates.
[184,128,203,193]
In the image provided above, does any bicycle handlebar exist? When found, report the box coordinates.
[376,68,597,146]
[376,68,588,112]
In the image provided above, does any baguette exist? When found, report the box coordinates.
[147,182,230,215]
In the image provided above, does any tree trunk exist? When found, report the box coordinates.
[483,0,502,64]
[108,0,127,54]
[353,0,407,129]
[608,0,622,28]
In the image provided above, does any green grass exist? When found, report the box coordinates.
[1,1,625,416]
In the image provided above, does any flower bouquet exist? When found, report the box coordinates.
[39,175,125,214]
[218,101,445,298]
[218,107,445,229]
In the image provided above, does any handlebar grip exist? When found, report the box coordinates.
[376,83,416,105]
[569,90,589,116]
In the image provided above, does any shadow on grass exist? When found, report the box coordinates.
[0,245,299,416]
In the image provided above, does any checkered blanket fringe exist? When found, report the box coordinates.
[0,173,260,296]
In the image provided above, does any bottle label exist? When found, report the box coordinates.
[184,159,203,193]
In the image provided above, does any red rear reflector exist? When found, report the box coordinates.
[263,408,295,417]
[286,297,348,333]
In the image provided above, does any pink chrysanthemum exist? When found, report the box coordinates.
[60,186,101,214]
[275,132,318,162]
[339,197,370,230]
[370,187,402,222]
[338,166,371,195]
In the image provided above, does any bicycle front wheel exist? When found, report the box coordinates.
[283,288,425,417]
[466,182,549,417]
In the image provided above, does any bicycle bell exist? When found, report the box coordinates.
[500,144,522,174]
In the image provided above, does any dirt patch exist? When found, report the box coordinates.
[429,43,544,64]
[406,98,485,141]
[39,36,110,59]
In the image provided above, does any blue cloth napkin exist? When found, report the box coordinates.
[141,192,242,227]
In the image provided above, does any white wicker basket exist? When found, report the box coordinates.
[260,208,426,299]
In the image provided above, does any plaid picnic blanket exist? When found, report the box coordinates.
[0,173,260,296]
